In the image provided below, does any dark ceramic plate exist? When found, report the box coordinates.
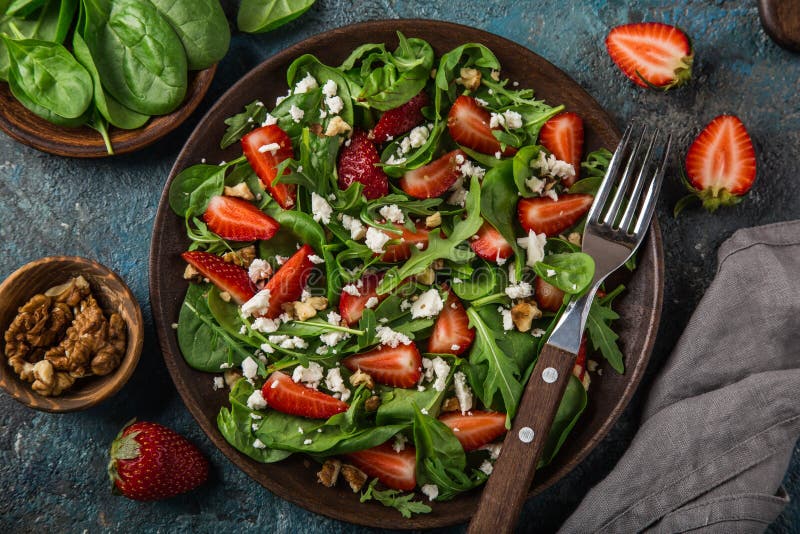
[150,20,663,529]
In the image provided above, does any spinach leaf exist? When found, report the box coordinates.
[380,122,445,177]
[73,32,150,132]
[177,284,253,372]
[147,0,230,70]
[465,306,523,426]
[481,159,524,278]
[359,479,431,518]
[83,0,188,115]
[450,261,499,301]
[434,42,500,115]
[533,252,595,295]
[207,287,259,345]
[377,176,483,294]
[237,0,315,34]
[5,64,88,127]
[586,285,625,373]
[512,145,544,198]
[537,375,587,467]
[0,0,63,80]
[3,37,92,119]
[376,384,447,426]
[286,54,354,125]
[168,164,225,217]
[5,0,46,16]
[220,100,267,149]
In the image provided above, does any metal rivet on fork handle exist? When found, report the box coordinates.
[542,367,558,383]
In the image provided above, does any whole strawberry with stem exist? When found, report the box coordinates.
[108,420,209,501]
[675,115,756,215]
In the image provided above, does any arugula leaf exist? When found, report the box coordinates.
[581,147,613,178]
[220,100,267,148]
[377,175,483,294]
[481,159,524,279]
[359,479,432,518]
[586,286,625,373]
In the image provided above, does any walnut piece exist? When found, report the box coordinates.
[31,359,75,397]
[305,296,328,311]
[364,395,381,412]
[340,464,367,492]
[349,369,374,390]
[511,301,542,332]
[223,183,255,201]
[567,232,582,247]
[222,245,257,268]
[441,397,461,412]
[183,264,201,281]
[4,294,72,364]
[456,67,482,91]
[324,116,352,137]
[415,267,436,285]
[224,369,242,388]
[317,458,342,487]
[425,211,442,228]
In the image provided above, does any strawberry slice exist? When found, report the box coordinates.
[371,91,429,144]
[678,115,757,214]
[517,194,593,237]
[428,288,475,356]
[181,251,255,304]
[345,442,417,491]
[399,149,465,199]
[470,221,513,263]
[534,276,565,312]
[341,343,422,388]
[261,244,315,318]
[339,272,387,325]
[439,410,507,451]
[202,195,280,242]
[337,129,389,200]
[538,112,584,187]
[573,335,588,381]
[262,372,349,419]
[606,22,693,90]
[381,224,431,263]
[447,95,517,156]
[241,125,296,209]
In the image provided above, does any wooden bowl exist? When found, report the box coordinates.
[0,66,216,158]
[150,20,664,528]
[0,256,144,412]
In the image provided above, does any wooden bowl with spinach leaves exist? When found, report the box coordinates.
[0,0,228,157]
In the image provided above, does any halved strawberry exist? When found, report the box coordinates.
[428,288,475,356]
[399,149,465,199]
[517,194,593,237]
[337,129,389,200]
[241,125,296,209]
[677,115,757,214]
[606,22,693,90]
[261,244,315,318]
[538,113,584,187]
[202,195,280,242]
[534,276,565,312]
[439,411,507,451]
[181,251,255,304]
[345,442,417,491]
[339,272,387,325]
[470,221,513,263]
[573,335,588,381]
[447,95,517,156]
[371,91,429,144]
[262,372,349,419]
[381,224,431,263]
[341,343,422,388]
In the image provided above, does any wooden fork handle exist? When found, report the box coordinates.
[468,344,577,534]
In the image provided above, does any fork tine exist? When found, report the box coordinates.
[633,134,672,236]
[586,124,634,225]
[617,129,660,232]
[601,126,648,226]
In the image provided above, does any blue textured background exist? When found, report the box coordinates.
[1,1,798,532]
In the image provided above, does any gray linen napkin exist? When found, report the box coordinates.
[559,221,800,533]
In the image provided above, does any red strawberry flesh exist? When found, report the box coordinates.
[517,194,593,237]
[439,410,507,451]
[339,272,387,325]
[685,115,756,197]
[470,221,513,263]
[242,125,296,209]
[262,371,349,419]
[342,343,422,388]
[399,149,465,199]
[261,244,316,318]
[428,288,475,356]
[202,195,280,242]
[447,95,517,156]
[337,129,389,199]
[371,91,429,143]
[182,251,256,304]
[345,442,417,491]
[538,112,584,187]
[534,276,565,312]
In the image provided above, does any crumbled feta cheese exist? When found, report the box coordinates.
[453,371,473,413]
[275,255,289,266]
[530,150,575,181]
[544,188,559,201]
[375,325,412,347]
[400,299,412,311]
[250,413,262,420]
[241,289,271,317]
[399,137,412,155]
[447,186,468,207]
[431,357,450,392]
[289,104,304,123]
[408,125,430,148]
[479,460,494,476]
[450,344,461,352]
[365,227,391,253]
[481,443,503,460]
[327,311,341,325]
[410,288,444,319]
[489,112,504,129]
[494,151,502,159]
[322,79,337,98]
[459,160,485,179]
[379,204,405,224]
[248,259,272,284]
[365,296,379,309]
[325,367,351,402]
[302,438,312,446]
[309,254,324,264]
[268,335,287,344]
[280,336,308,349]
[531,328,546,338]
[341,214,366,240]
[420,408,429,415]
[342,284,361,296]
[516,230,548,267]
[499,306,513,331]
[262,113,278,126]
[415,242,425,250]
[421,484,439,501]
[505,281,533,300]
[212,376,225,391]
[293,72,318,94]
[246,390,267,410]
[298,426,304,434]
[392,434,408,452]
[452,277,463,284]
[311,192,333,224]
[241,357,259,380]
[260,342,275,354]
[274,89,290,106]
[475,97,489,107]
[292,362,324,389]
[325,95,344,114]
[258,142,281,154]
[252,317,280,334]
[385,154,407,165]
[525,175,546,195]
[253,438,266,449]
[455,153,465,165]
[503,110,523,129]
[546,268,556,277]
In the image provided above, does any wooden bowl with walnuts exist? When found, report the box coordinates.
[0,257,143,412]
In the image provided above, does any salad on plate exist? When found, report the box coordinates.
[168,32,627,516]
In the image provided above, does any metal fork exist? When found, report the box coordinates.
[468,124,672,534]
